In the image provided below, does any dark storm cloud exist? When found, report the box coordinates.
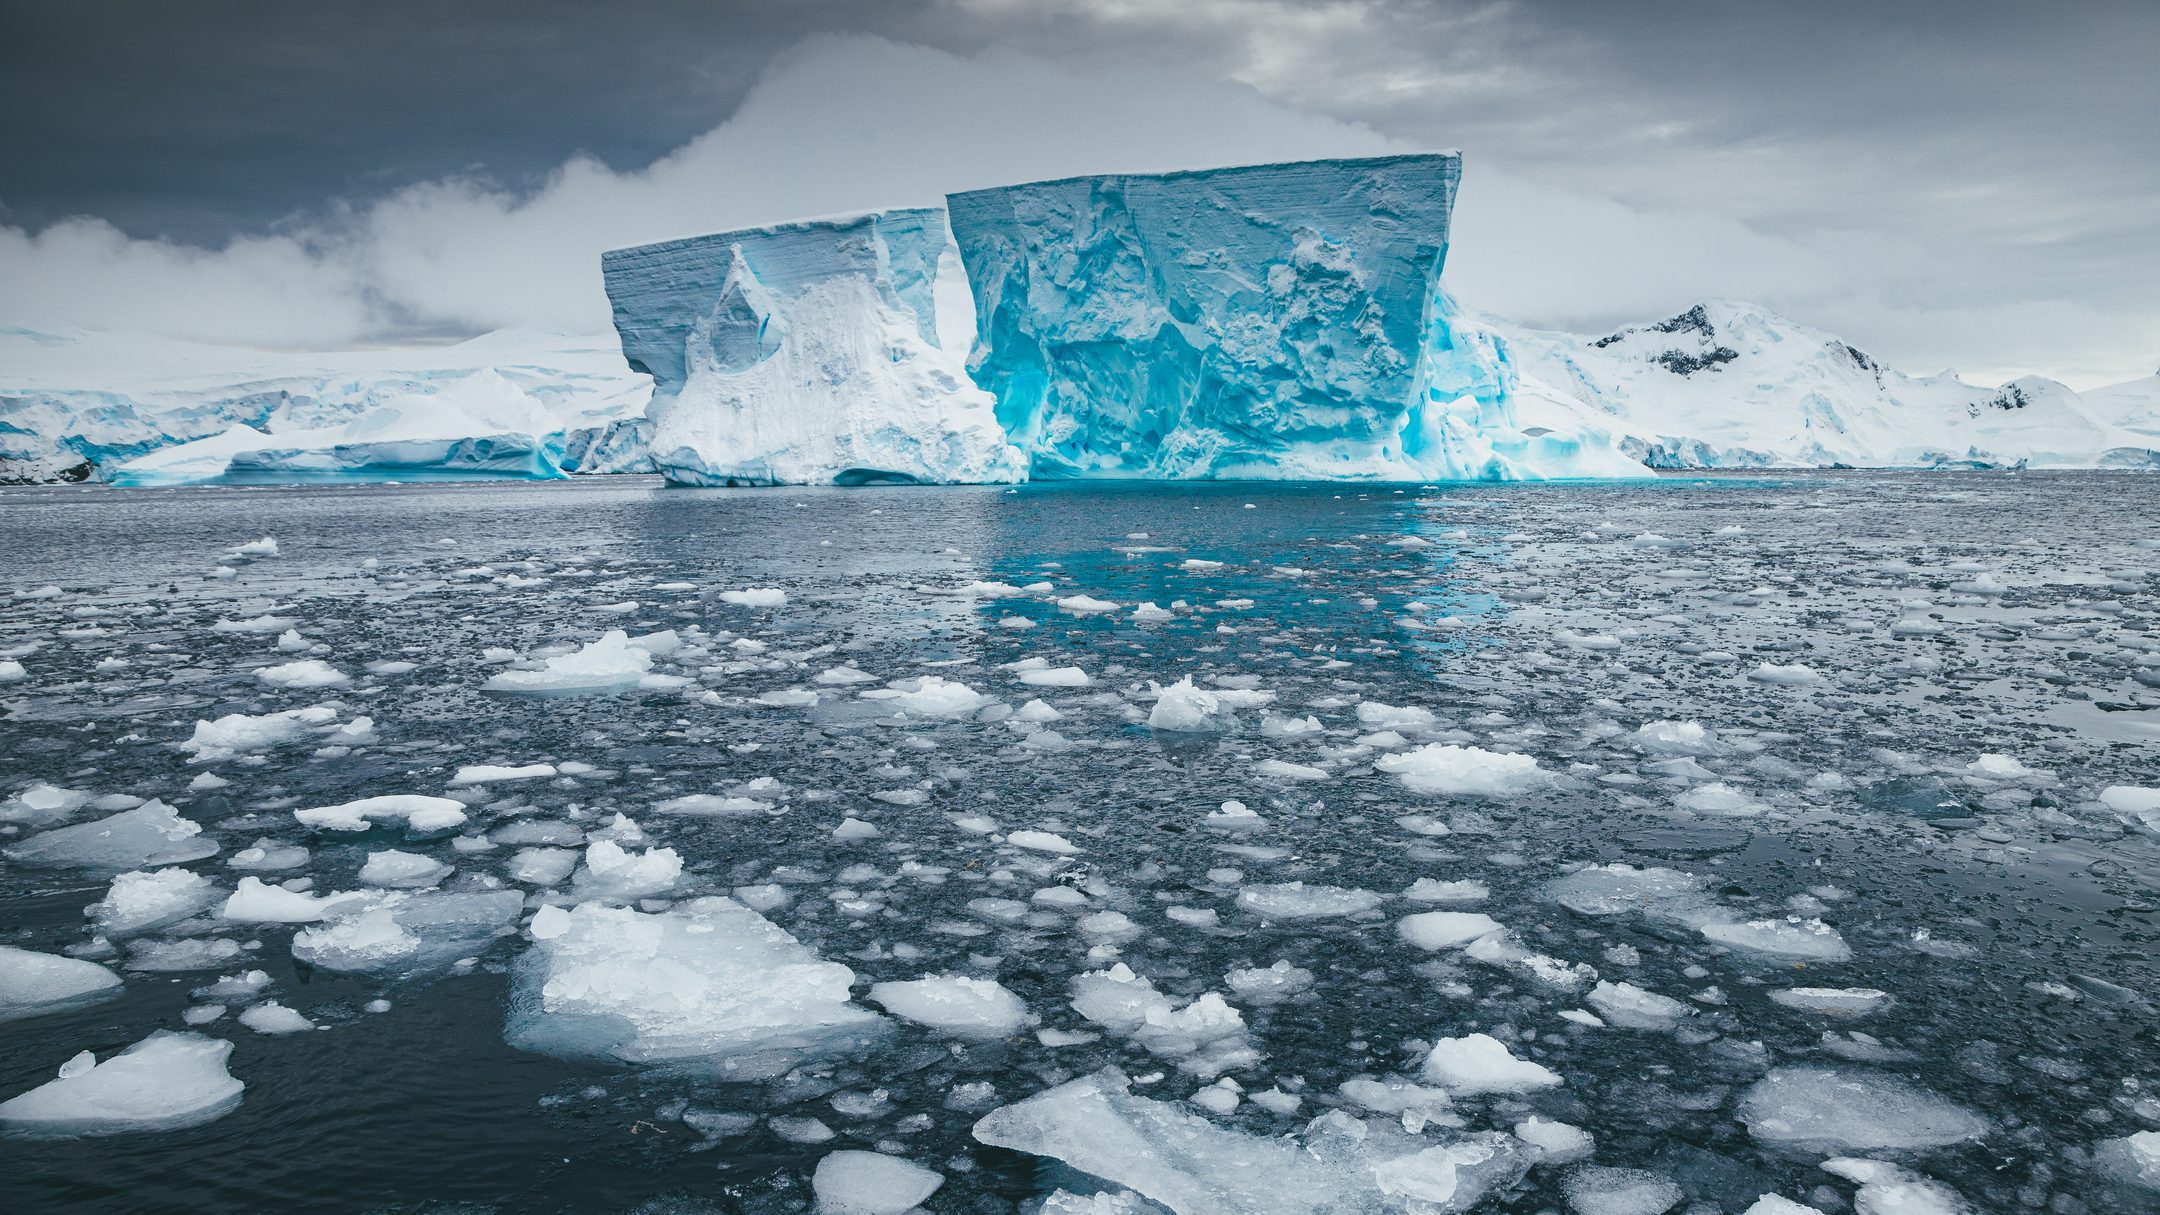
[0,0,2153,382]
[0,0,925,240]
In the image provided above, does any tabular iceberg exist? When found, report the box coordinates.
[946,154,1644,481]
[603,209,1024,486]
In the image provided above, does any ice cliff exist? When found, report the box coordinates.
[602,209,1024,486]
[944,154,1645,481]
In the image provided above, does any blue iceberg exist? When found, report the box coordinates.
[946,154,1643,480]
[603,209,1024,486]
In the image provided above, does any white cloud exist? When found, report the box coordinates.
[1,34,2151,387]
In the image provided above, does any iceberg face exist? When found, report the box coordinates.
[603,209,1025,486]
[946,154,1644,481]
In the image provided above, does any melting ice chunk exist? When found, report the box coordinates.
[0,945,123,1022]
[810,1149,945,1214]
[1420,1033,1563,1095]
[482,631,654,694]
[0,1031,243,1136]
[1737,1067,1987,1153]
[6,802,218,874]
[294,795,468,835]
[507,897,884,1078]
[869,975,1035,1040]
[1375,745,1551,796]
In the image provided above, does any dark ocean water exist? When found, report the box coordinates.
[0,472,2155,1214]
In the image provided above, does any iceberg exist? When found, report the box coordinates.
[603,209,1024,486]
[946,154,1644,481]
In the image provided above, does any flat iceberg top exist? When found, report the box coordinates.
[945,151,1463,202]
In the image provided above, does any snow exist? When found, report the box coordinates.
[6,801,218,873]
[605,209,1023,486]
[948,155,1644,482]
[0,1031,244,1136]
[1375,744,1551,796]
[0,945,123,1022]
[810,1150,945,1214]
[294,794,468,834]
[482,631,654,694]
[1420,1033,1564,1094]
[507,897,885,1077]
[1737,1067,1988,1152]
[870,975,1034,1040]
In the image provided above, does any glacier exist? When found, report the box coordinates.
[0,327,652,486]
[602,208,1024,486]
[944,154,1645,481]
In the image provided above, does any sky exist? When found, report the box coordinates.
[2,0,2154,387]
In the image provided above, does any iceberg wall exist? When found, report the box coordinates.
[602,209,1024,486]
[945,154,1643,480]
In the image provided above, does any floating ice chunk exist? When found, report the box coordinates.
[1742,1197,1827,1215]
[1737,1067,1987,1152]
[1131,602,1173,623]
[1147,677,1230,732]
[448,763,557,785]
[1586,981,1690,1030]
[1544,864,1719,927]
[1255,759,1329,782]
[1701,917,1851,962]
[811,1149,944,1214]
[2092,1129,2160,1191]
[1767,987,1892,1017]
[89,868,220,935]
[860,675,991,718]
[359,849,452,888]
[1009,830,1082,855]
[1223,961,1314,1005]
[508,897,884,1077]
[293,891,522,973]
[1358,702,1438,730]
[482,631,653,694]
[0,945,123,1022]
[1206,800,1262,828]
[508,847,580,886]
[1819,1159,1970,1215]
[1514,1115,1595,1164]
[1376,745,1550,796]
[295,795,467,835]
[1562,1166,1685,1215]
[7,802,218,873]
[1399,911,1503,951]
[227,839,310,871]
[1237,882,1383,919]
[222,877,352,922]
[1405,878,1489,904]
[1421,1033,1563,1094]
[238,1001,316,1035]
[1674,782,1769,817]
[1747,663,1823,686]
[0,1031,243,1137]
[231,537,278,557]
[655,793,775,816]
[1,783,98,827]
[869,975,1034,1040]
[2101,785,2160,833]
[257,659,348,689]
[572,839,682,900]
[212,614,297,634]
[1019,665,1091,688]
[719,588,787,608]
[1260,712,1324,740]
[1632,720,1717,755]
[1057,595,1120,614]
[180,705,341,760]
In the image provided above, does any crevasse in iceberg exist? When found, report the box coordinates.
[945,154,1644,480]
[602,208,1024,486]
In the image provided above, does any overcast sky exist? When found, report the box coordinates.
[2,0,2154,385]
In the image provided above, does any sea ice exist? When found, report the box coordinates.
[868,975,1034,1039]
[507,897,884,1077]
[482,630,653,693]
[0,945,123,1022]
[0,1031,243,1136]
[294,795,468,834]
[1237,882,1384,919]
[1398,911,1503,950]
[1421,1033,1563,1094]
[1375,745,1551,796]
[1737,1067,1987,1153]
[88,867,221,935]
[6,802,218,873]
[180,705,340,761]
[810,1150,945,1214]
[255,659,349,689]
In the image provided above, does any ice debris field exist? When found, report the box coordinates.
[0,472,2155,1212]
[6,155,2155,488]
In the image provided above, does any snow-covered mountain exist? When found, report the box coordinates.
[0,326,653,484]
[1498,300,2159,470]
